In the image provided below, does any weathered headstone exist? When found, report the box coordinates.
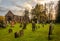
[23,22,26,29]
[20,23,22,27]
[14,32,19,38]
[19,29,24,36]
[48,22,54,40]
[32,21,36,32]
[8,29,12,33]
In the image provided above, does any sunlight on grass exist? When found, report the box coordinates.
[0,23,60,41]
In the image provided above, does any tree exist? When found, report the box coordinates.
[56,1,60,23]
[24,9,29,17]
[0,16,5,21]
[31,4,47,23]
[24,9,29,23]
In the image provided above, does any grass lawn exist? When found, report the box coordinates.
[0,23,60,41]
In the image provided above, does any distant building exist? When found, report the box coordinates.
[0,9,30,23]
[5,10,14,22]
[5,10,25,23]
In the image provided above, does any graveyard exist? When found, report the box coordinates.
[0,0,60,41]
[0,23,60,41]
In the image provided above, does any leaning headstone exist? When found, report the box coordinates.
[14,32,19,38]
[32,21,36,32]
[19,29,24,36]
[48,22,54,40]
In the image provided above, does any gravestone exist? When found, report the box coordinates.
[23,22,26,29]
[19,29,24,36]
[8,29,12,33]
[32,21,36,32]
[20,23,22,27]
[14,32,19,38]
[42,22,45,27]
[48,22,54,40]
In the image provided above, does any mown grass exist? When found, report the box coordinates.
[0,23,60,41]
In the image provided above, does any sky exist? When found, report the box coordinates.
[0,0,59,17]
[0,0,59,11]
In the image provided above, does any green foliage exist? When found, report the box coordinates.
[31,4,47,22]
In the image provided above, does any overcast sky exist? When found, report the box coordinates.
[0,0,36,11]
[0,0,59,11]
[0,0,59,18]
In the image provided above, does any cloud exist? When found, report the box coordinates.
[0,0,1,2]
[0,0,59,11]
[0,0,35,11]
[33,0,59,4]
[7,6,23,11]
[12,0,33,11]
[0,0,23,11]
[23,2,32,11]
